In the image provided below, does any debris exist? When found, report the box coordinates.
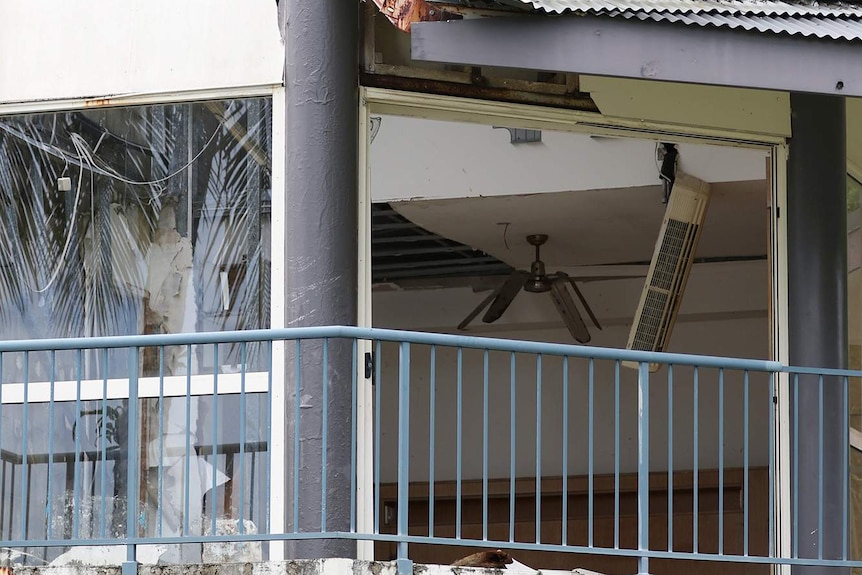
[452,549,513,569]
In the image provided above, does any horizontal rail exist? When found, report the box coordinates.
[0,326,857,572]
[0,326,783,371]
[0,442,267,466]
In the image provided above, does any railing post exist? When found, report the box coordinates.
[123,346,140,575]
[637,362,650,575]
[396,342,413,575]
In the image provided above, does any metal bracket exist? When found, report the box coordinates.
[396,558,414,575]
[365,351,375,379]
[494,126,542,144]
[121,561,138,575]
[370,116,382,143]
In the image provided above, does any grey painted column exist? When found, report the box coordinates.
[787,93,848,574]
[279,0,358,559]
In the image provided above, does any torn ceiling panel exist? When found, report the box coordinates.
[371,202,512,284]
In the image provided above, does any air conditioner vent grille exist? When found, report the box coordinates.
[625,173,711,367]
[653,218,692,290]
[630,289,670,351]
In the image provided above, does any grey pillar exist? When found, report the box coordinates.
[787,93,848,574]
[279,0,358,559]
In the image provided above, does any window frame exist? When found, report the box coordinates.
[0,85,286,545]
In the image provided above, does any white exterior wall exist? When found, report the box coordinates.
[0,0,283,105]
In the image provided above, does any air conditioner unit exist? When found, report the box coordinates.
[625,172,711,370]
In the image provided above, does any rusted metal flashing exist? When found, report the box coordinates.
[370,0,459,32]
[361,72,599,112]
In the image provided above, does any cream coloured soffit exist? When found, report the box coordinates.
[579,76,791,138]
[847,98,862,173]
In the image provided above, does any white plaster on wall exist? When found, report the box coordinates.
[371,115,768,203]
[0,0,283,105]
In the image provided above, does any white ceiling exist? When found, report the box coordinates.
[392,180,768,269]
[371,116,771,350]
[373,114,769,270]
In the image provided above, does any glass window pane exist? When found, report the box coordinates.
[0,392,270,562]
[0,98,272,377]
[0,98,273,563]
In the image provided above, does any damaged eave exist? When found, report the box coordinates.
[410,15,862,97]
[370,0,460,32]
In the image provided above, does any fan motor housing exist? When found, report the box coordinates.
[524,278,551,293]
[525,260,551,292]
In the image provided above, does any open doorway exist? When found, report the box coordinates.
[370,114,769,355]
[366,105,775,575]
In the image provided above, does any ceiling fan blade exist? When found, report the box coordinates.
[482,270,528,324]
[573,274,645,283]
[458,282,505,330]
[556,272,603,330]
[549,282,591,343]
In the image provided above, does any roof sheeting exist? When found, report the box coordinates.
[624,9,862,40]
[414,1,862,96]
[511,0,862,40]
[520,0,862,16]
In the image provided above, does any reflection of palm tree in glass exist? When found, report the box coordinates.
[0,101,270,548]
[0,110,162,543]
[0,110,163,345]
[0,102,269,347]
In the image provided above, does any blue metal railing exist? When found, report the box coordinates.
[0,326,857,572]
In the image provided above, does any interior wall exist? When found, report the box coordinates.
[370,113,772,486]
[372,260,770,484]
[371,115,768,203]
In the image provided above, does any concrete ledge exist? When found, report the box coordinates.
[11,559,604,575]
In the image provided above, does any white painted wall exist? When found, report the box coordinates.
[373,261,770,483]
[0,0,283,105]
[371,115,768,203]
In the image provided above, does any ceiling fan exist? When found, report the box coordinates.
[457,234,604,343]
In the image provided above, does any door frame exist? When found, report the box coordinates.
[357,85,790,565]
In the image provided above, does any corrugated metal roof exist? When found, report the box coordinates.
[501,0,862,41]
[521,0,862,16]
[622,9,862,39]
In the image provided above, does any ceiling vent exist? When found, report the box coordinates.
[625,173,711,369]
